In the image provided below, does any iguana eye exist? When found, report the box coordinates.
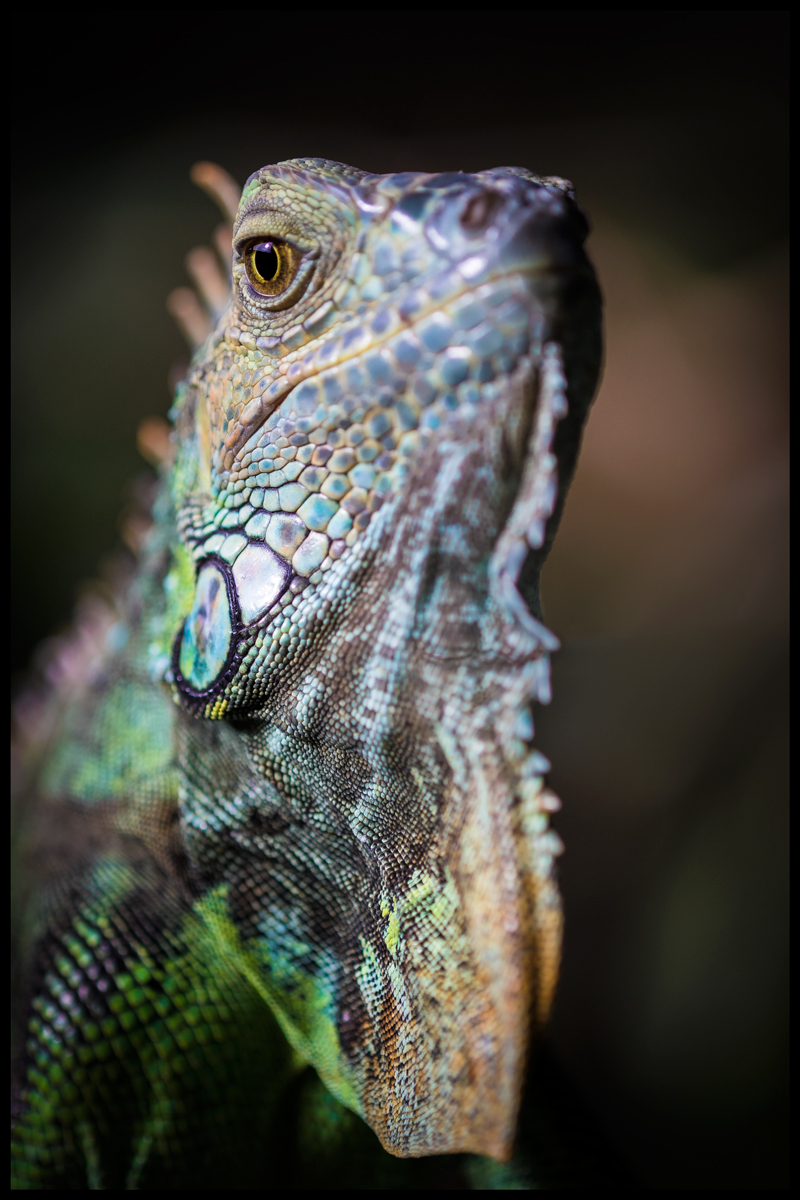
[252,241,279,281]
[244,239,301,296]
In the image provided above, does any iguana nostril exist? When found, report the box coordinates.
[460,190,503,233]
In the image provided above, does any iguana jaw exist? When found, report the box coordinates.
[171,285,549,716]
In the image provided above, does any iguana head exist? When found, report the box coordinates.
[168,159,601,1159]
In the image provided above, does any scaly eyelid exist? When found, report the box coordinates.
[232,210,318,259]
[235,235,300,261]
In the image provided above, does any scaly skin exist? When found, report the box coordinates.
[11,159,601,1187]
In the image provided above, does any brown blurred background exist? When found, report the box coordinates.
[11,12,788,1188]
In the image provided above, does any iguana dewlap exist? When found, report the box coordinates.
[12,160,601,1186]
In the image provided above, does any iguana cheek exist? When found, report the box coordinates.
[231,543,291,624]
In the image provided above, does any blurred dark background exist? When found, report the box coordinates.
[11,11,788,1189]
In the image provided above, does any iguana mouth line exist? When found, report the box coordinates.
[221,263,572,473]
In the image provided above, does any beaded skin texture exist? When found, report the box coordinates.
[11,159,602,1187]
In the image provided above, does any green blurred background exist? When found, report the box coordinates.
[11,11,788,1188]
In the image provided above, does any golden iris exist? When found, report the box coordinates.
[244,239,299,296]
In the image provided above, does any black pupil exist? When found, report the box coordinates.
[253,242,279,281]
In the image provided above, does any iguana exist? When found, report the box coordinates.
[11,158,603,1189]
